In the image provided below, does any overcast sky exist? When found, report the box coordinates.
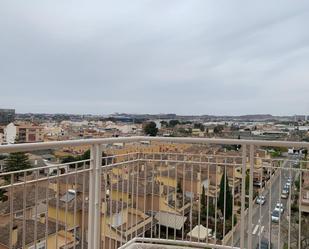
[0,1,309,115]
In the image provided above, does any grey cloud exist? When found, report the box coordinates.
[0,0,309,115]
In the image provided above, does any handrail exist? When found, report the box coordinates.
[146,136,309,148]
[0,136,141,153]
[0,136,309,153]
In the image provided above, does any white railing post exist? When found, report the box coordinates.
[248,144,255,249]
[88,144,102,249]
[240,145,247,249]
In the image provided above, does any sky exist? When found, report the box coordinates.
[0,0,309,116]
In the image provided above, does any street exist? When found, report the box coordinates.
[228,158,297,249]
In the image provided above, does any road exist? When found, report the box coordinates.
[227,158,297,249]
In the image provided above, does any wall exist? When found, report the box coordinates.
[4,123,16,144]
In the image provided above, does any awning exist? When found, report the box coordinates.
[154,212,187,230]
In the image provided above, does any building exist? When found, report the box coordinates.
[48,190,152,249]
[0,219,76,249]
[1,136,309,249]
[3,123,16,144]
[0,185,55,226]
[3,123,44,144]
[16,124,44,143]
[0,109,15,126]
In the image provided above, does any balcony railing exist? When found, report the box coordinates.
[0,137,308,249]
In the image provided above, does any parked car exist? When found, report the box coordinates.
[281,188,289,199]
[283,183,290,191]
[256,239,273,249]
[256,196,266,205]
[293,160,300,167]
[253,181,265,187]
[274,202,284,213]
[271,210,280,222]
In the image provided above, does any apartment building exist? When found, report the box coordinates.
[16,124,44,143]
[0,109,15,125]
[0,219,76,249]
[0,185,55,226]
[3,123,44,144]
[48,190,152,249]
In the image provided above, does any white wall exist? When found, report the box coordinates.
[0,132,4,144]
[4,122,17,144]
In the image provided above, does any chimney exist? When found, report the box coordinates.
[12,225,18,246]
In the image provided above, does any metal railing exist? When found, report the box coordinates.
[0,136,308,249]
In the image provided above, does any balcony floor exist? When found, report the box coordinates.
[125,243,196,249]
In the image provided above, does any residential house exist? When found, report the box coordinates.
[110,174,187,215]
[0,219,76,249]
[3,123,44,144]
[48,189,152,249]
[0,185,55,226]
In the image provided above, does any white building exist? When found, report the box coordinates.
[4,122,17,144]
[0,132,4,144]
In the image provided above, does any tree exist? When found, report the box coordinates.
[143,122,158,136]
[0,154,7,160]
[200,185,207,220]
[201,185,206,207]
[4,152,31,181]
[0,189,7,202]
[62,149,91,167]
[61,155,77,164]
[81,149,90,160]
[294,175,300,191]
[61,149,108,167]
[194,123,205,131]
[160,121,168,127]
[200,189,216,219]
[218,170,233,220]
[168,120,180,127]
[214,125,224,134]
[245,171,250,195]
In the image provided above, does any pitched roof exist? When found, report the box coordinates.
[0,219,60,249]
[0,185,55,215]
[48,193,127,217]
[111,179,175,196]
[52,173,106,193]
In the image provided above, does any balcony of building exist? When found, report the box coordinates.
[0,137,308,249]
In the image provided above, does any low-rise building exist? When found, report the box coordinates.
[0,109,15,126]
[2,123,44,144]
[0,219,76,249]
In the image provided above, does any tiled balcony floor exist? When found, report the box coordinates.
[125,243,194,249]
